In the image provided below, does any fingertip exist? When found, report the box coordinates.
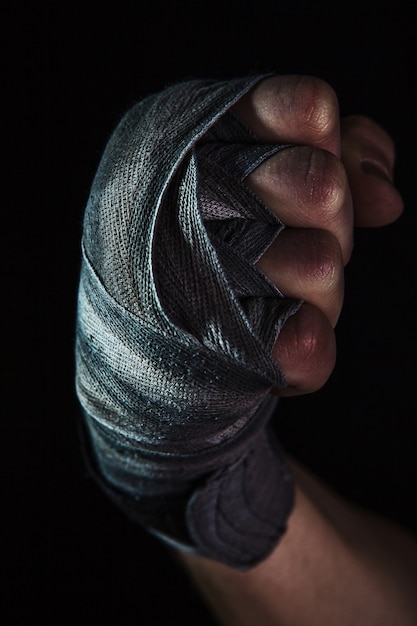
[353,176,404,228]
[347,157,404,227]
[341,115,404,227]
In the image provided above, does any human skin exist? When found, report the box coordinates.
[234,75,403,397]
[175,76,417,625]
[179,456,417,626]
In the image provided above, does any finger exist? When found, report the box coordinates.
[341,115,404,227]
[256,228,344,328]
[233,74,341,156]
[247,146,354,263]
[271,303,337,396]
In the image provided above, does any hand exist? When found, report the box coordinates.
[232,75,403,396]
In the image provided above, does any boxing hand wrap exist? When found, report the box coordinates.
[75,75,301,569]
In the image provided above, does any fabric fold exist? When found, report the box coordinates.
[75,75,302,568]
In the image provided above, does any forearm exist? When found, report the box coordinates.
[177,458,417,626]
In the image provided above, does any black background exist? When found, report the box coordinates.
[4,3,417,624]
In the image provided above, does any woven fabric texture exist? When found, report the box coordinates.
[75,75,301,568]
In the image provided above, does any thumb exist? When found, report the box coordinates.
[341,115,403,227]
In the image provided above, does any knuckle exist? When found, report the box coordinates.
[282,306,330,371]
[303,148,347,216]
[291,76,339,138]
[301,232,342,292]
[293,321,323,369]
[287,232,344,329]
[273,304,336,393]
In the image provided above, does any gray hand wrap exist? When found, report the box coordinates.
[75,75,302,569]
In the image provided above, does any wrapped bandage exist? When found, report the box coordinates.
[75,75,301,569]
